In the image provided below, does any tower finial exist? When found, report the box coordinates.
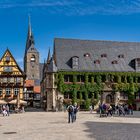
[28,14,32,36]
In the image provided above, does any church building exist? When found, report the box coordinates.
[24,17,41,107]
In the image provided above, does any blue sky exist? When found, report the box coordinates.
[1,0,140,68]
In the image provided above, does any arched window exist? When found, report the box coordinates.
[72,56,79,69]
[30,55,36,62]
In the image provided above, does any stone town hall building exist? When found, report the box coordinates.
[41,38,140,111]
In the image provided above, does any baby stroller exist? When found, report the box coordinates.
[99,104,107,117]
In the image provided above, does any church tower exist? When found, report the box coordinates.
[24,17,40,80]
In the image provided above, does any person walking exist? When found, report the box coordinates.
[67,103,74,123]
[89,105,93,113]
[6,104,10,116]
[107,105,113,117]
[128,104,133,115]
[73,105,79,122]
[2,105,7,116]
[118,105,125,116]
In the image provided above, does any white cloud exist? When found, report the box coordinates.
[0,0,74,8]
[1,0,140,15]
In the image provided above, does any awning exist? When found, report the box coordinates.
[0,100,7,105]
[9,99,27,105]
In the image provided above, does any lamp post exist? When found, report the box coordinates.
[117,95,120,105]
[17,90,20,109]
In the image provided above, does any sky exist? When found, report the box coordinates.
[1,0,140,69]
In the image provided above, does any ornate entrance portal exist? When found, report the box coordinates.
[106,94,113,104]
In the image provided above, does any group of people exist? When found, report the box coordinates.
[0,104,25,116]
[99,103,134,117]
[1,104,10,116]
[67,103,79,123]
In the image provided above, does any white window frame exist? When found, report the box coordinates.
[0,88,2,96]
[14,88,19,96]
[6,88,11,95]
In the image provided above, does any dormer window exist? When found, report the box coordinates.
[118,54,124,58]
[112,60,118,64]
[101,53,107,58]
[136,58,140,67]
[72,56,79,69]
[94,60,100,64]
[84,53,90,57]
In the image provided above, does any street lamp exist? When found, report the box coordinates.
[117,95,120,104]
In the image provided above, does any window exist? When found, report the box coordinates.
[101,53,107,58]
[16,77,21,83]
[77,75,85,82]
[0,88,2,96]
[7,78,10,83]
[118,54,124,58]
[30,55,35,62]
[3,77,7,83]
[84,53,90,57]
[64,75,69,82]
[94,60,100,64]
[6,88,11,95]
[72,56,79,69]
[10,78,14,83]
[136,58,140,67]
[35,94,40,100]
[14,88,19,96]
[64,75,73,82]
[4,66,12,72]
[112,60,118,64]
[5,56,10,62]
[32,75,34,78]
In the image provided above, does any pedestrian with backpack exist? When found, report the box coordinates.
[67,103,74,123]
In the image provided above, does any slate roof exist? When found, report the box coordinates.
[54,38,140,72]
[39,63,44,81]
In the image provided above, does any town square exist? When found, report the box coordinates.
[0,110,140,140]
[1,0,140,140]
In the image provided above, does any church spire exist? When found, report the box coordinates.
[25,15,35,52]
[28,15,32,37]
[47,48,51,64]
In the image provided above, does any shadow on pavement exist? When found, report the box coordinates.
[81,111,140,119]
[25,107,45,112]
[84,121,140,140]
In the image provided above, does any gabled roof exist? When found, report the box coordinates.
[54,38,140,72]
[1,49,26,76]
[24,80,34,87]
[34,86,40,94]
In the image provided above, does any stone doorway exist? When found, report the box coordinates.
[106,94,114,104]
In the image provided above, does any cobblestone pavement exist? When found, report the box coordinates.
[0,111,140,140]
